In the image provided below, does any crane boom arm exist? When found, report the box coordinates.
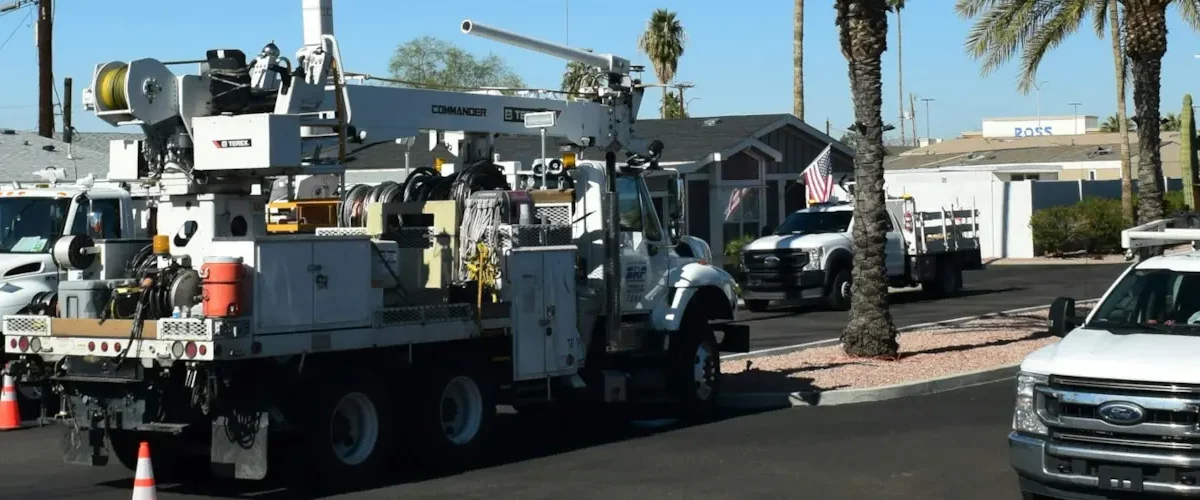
[326,84,645,154]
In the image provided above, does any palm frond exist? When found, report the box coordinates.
[1176,0,1200,31]
[637,9,687,85]
[1090,0,1110,38]
[957,0,1093,94]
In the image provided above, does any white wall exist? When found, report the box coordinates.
[981,116,1097,138]
[885,175,1033,259]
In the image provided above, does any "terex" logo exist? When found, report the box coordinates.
[213,139,253,148]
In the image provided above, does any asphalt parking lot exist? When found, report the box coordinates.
[0,263,1122,499]
[0,380,1024,499]
[740,262,1127,350]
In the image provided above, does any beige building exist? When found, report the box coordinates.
[885,131,1187,181]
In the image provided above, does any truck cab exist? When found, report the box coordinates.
[738,195,982,312]
[0,183,149,319]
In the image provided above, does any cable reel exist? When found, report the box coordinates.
[95,63,130,111]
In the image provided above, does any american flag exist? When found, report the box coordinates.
[802,144,835,204]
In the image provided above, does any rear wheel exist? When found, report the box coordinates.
[745,300,770,312]
[106,430,197,481]
[300,376,396,487]
[413,365,495,470]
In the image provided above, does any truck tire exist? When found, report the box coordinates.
[670,317,721,417]
[923,260,963,297]
[827,269,852,311]
[745,300,770,312]
[414,364,496,470]
[302,376,397,486]
[106,430,195,481]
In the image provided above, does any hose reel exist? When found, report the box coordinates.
[51,235,99,271]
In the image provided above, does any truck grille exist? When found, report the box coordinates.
[1040,376,1200,451]
[742,250,809,271]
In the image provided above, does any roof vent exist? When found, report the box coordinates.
[0,129,14,135]
[1086,146,1113,158]
[702,118,721,127]
[41,144,55,152]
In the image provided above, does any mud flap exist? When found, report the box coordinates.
[715,323,750,353]
[60,424,109,466]
[210,412,269,480]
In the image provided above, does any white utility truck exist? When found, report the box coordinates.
[738,195,984,312]
[1012,216,1200,499]
[1,0,747,486]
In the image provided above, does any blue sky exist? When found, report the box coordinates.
[2,0,1200,141]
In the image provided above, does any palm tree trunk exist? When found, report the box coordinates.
[896,8,905,147]
[1109,2,1135,224]
[794,0,804,120]
[838,0,898,357]
[1124,0,1167,229]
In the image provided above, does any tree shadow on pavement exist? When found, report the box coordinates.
[732,287,1024,323]
[722,361,852,396]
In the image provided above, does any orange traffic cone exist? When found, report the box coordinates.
[131,441,157,500]
[0,373,22,431]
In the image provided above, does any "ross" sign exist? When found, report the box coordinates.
[1014,126,1053,137]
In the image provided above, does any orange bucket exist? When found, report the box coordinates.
[201,256,244,318]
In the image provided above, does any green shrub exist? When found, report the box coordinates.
[722,234,756,281]
[1030,205,1084,256]
[1030,197,1125,256]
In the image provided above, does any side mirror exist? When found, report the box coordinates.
[1048,296,1081,337]
[666,176,683,222]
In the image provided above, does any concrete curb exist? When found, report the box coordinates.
[718,299,1099,410]
[718,364,1021,410]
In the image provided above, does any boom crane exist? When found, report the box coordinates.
[5,0,747,486]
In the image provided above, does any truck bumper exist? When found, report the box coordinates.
[1010,432,1200,498]
[739,270,826,301]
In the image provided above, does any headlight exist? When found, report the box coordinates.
[1013,372,1049,435]
[803,247,824,270]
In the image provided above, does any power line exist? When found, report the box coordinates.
[0,6,31,54]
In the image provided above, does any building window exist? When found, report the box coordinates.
[1011,173,1041,182]
[721,187,762,240]
[1088,170,1097,180]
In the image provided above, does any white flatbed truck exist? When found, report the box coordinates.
[738,195,984,312]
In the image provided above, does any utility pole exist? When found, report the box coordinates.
[36,0,53,138]
[1033,80,1048,129]
[826,118,831,136]
[1069,102,1081,136]
[62,77,71,143]
[921,97,935,144]
[909,93,919,146]
[674,82,694,117]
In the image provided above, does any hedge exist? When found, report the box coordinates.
[1030,192,1186,256]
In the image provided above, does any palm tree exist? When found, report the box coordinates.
[956,0,1200,226]
[638,9,687,118]
[561,49,605,96]
[1100,113,1137,133]
[1107,2,1136,224]
[1163,112,1183,132]
[889,0,906,146]
[836,0,900,358]
[794,0,804,120]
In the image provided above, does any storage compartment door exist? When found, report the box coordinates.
[312,239,373,328]
[542,248,582,376]
[255,241,314,332]
[508,249,547,381]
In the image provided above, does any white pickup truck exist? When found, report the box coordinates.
[738,195,984,312]
[1012,216,1200,499]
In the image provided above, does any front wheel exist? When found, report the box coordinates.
[670,319,721,417]
[827,269,852,311]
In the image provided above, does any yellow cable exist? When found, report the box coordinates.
[96,64,129,110]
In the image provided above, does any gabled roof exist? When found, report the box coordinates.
[0,129,110,182]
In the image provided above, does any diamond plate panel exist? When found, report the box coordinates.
[2,315,50,336]
[535,205,571,225]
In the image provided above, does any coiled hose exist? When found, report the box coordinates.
[337,162,511,226]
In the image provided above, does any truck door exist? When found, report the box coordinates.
[615,175,669,313]
[883,200,906,277]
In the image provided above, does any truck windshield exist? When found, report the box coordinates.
[1088,268,1200,332]
[0,197,71,253]
[774,211,853,235]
